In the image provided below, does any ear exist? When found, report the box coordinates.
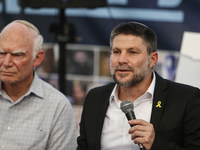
[33,50,44,67]
[150,52,158,68]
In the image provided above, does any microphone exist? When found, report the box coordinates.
[120,100,146,150]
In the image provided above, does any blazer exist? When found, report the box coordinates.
[77,73,200,150]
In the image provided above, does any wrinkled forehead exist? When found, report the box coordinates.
[0,22,34,51]
[1,22,32,38]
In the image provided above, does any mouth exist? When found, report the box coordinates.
[1,71,14,76]
[116,68,130,73]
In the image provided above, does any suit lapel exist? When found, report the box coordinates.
[95,84,115,150]
[90,74,168,148]
[150,73,168,133]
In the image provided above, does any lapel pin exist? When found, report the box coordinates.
[156,101,161,108]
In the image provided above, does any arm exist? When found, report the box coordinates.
[151,89,200,150]
[77,93,90,150]
[47,100,77,150]
[77,113,89,150]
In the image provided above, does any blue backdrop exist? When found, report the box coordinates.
[0,0,200,51]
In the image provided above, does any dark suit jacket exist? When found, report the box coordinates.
[77,73,200,150]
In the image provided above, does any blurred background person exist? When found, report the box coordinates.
[68,51,93,75]
[68,80,87,106]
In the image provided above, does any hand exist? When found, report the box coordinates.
[128,119,155,150]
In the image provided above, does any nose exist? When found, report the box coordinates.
[118,52,128,64]
[3,53,13,67]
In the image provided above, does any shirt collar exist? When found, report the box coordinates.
[109,71,156,107]
[145,71,156,100]
[0,80,3,95]
[25,71,44,99]
[0,71,44,99]
[134,71,156,106]
[109,84,120,107]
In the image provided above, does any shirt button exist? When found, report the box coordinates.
[2,145,5,148]
[125,133,129,137]
[7,126,11,130]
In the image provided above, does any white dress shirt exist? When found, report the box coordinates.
[101,72,156,150]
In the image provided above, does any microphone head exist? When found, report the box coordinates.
[120,100,134,113]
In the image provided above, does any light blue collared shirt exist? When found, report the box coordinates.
[0,72,77,150]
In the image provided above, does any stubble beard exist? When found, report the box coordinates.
[110,57,151,87]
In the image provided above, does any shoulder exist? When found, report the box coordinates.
[39,79,71,107]
[89,82,115,93]
[168,81,200,101]
[156,73,200,99]
[85,83,115,99]
[166,78,199,93]
[156,72,200,92]
[83,83,115,106]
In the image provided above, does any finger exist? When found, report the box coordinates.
[133,136,144,144]
[130,126,155,150]
[128,124,148,134]
[129,124,155,141]
[133,134,154,150]
[128,119,149,126]
[131,130,145,140]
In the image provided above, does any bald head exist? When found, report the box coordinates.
[13,20,40,34]
[0,22,33,53]
[0,20,43,59]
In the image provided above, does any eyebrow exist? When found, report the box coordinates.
[112,47,135,51]
[0,49,4,53]
[11,50,26,54]
[0,49,26,54]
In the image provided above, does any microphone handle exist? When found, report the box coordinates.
[139,144,146,150]
[126,111,146,150]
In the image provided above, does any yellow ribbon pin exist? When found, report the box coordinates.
[156,101,161,108]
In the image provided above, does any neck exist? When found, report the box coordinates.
[3,76,34,102]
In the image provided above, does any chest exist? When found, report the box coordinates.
[0,98,53,150]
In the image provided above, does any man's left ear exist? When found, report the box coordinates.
[33,50,44,67]
[150,52,158,68]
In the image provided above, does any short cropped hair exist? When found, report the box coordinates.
[12,20,43,59]
[110,22,157,54]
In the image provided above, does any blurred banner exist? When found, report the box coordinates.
[0,0,200,51]
[175,31,200,88]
